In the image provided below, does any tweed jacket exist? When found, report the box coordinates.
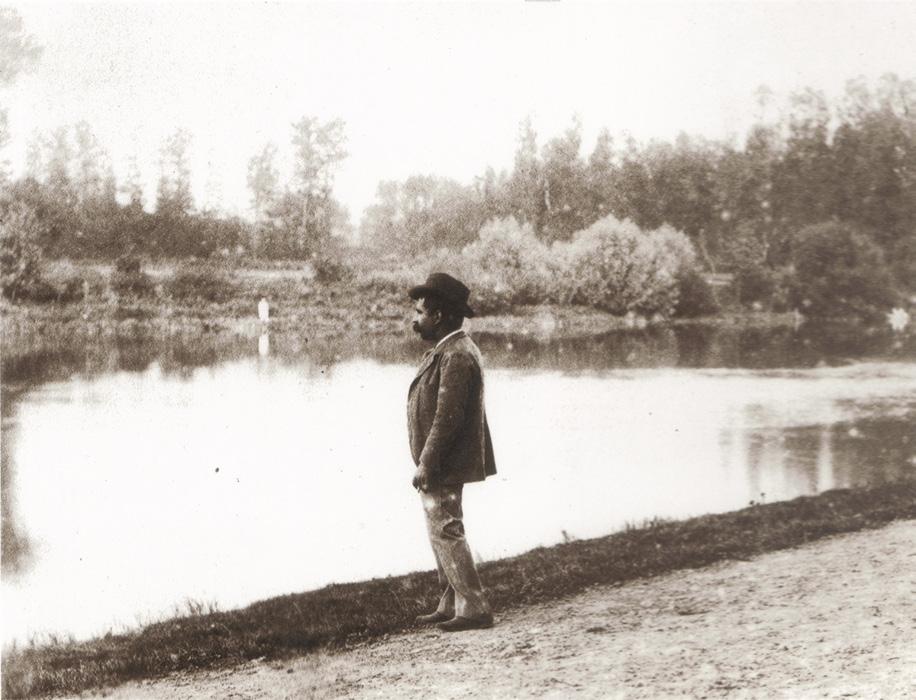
[407,330,497,486]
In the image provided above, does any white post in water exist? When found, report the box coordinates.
[258,298,270,357]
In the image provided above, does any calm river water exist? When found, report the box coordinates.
[2,323,915,647]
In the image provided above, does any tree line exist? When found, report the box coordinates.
[1,6,914,296]
[361,76,915,292]
[5,75,915,280]
[3,114,350,261]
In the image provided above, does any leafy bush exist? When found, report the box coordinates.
[56,275,86,303]
[164,261,237,303]
[40,262,96,303]
[460,218,551,311]
[1,201,49,302]
[790,222,898,320]
[312,252,356,285]
[0,210,93,302]
[5,276,58,302]
[115,254,142,276]
[673,267,720,317]
[111,270,155,298]
[368,216,699,319]
[111,255,155,299]
[553,217,690,316]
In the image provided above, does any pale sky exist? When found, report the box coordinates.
[5,1,916,226]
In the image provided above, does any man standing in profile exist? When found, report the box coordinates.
[408,272,496,632]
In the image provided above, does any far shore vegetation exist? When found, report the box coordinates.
[3,72,916,335]
[3,480,915,698]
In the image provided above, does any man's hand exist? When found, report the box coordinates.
[412,465,431,492]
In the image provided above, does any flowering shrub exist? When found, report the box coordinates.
[553,216,689,316]
[364,215,701,318]
[460,218,552,311]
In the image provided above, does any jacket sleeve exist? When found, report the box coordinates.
[418,351,474,475]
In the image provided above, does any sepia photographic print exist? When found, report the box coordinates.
[2,1,915,697]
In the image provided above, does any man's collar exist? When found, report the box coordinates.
[435,328,465,349]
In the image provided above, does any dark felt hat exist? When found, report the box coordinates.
[408,272,475,318]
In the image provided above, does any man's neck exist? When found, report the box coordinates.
[435,328,464,348]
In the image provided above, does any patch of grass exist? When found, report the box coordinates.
[3,480,914,698]
[163,262,238,303]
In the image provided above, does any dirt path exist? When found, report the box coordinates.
[89,521,916,699]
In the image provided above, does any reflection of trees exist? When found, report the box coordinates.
[737,327,798,367]
[740,406,770,500]
[727,406,914,504]
[1,389,33,577]
[3,320,912,386]
[474,328,680,372]
[2,347,91,384]
[830,417,914,486]
[782,426,824,493]
[674,325,719,367]
[816,425,835,492]
[675,322,914,369]
[795,321,916,364]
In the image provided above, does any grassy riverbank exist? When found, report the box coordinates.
[3,480,915,698]
[0,262,801,384]
[0,294,795,358]
[0,258,765,355]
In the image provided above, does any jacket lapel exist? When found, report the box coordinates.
[413,349,436,383]
[409,331,467,388]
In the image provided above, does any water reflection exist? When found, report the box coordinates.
[1,390,33,579]
[476,321,915,372]
[1,322,915,647]
[816,425,834,492]
[724,414,913,502]
[3,321,914,387]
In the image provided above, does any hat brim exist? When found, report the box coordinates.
[408,285,475,318]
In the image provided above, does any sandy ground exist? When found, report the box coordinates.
[88,521,916,700]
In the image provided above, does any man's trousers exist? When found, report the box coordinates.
[420,484,491,619]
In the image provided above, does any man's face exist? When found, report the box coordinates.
[412,298,439,342]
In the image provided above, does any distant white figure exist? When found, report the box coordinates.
[258,297,270,324]
[792,308,804,330]
[887,307,910,333]
[258,332,270,357]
